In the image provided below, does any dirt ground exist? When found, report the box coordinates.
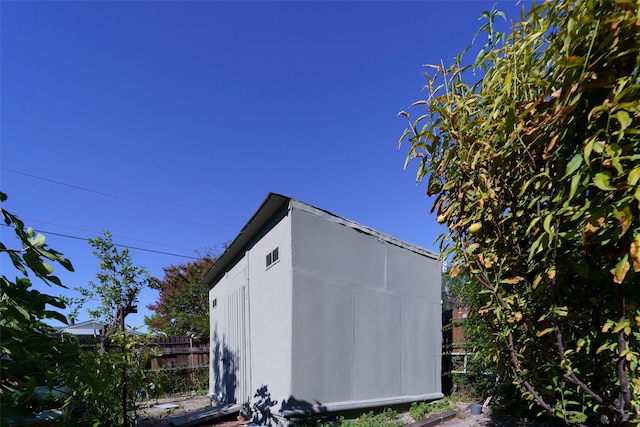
[137,394,212,424]
[136,395,560,427]
[437,402,563,427]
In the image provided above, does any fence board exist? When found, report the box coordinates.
[150,336,209,370]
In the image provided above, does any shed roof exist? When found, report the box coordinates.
[201,193,438,288]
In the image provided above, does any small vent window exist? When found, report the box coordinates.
[266,247,279,268]
[212,298,217,309]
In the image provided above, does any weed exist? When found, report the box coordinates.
[410,397,457,421]
[338,409,405,427]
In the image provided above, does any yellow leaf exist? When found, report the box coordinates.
[602,320,614,333]
[614,206,632,236]
[532,274,542,289]
[612,256,630,284]
[449,264,461,278]
[631,236,640,272]
[537,327,555,337]
[504,71,513,96]
[469,222,483,235]
[585,215,604,234]
[502,276,524,284]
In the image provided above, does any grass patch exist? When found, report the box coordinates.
[297,398,458,426]
[409,397,457,421]
[338,409,405,427]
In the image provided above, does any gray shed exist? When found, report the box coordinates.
[202,193,442,424]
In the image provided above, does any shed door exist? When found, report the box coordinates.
[224,268,251,404]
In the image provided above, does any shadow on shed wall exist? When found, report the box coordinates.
[211,328,237,404]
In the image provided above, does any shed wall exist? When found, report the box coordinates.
[209,211,293,406]
[288,207,442,410]
[246,213,293,407]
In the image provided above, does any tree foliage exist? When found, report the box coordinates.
[73,230,154,331]
[60,330,157,426]
[399,1,639,424]
[70,231,157,424]
[145,254,216,338]
[0,191,75,424]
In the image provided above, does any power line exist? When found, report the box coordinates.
[1,115,261,200]
[21,217,199,253]
[0,224,199,260]
[3,176,240,233]
[3,168,242,229]
[2,157,245,223]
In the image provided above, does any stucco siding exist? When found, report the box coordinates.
[208,194,442,420]
[245,212,293,408]
[290,272,354,404]
[400,298,440,395]
[209,209,294,407]
[352,287,402,399]
[289,205,441,408]
[386,244,440,300]
[290,207,386,290]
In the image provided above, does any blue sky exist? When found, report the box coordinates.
[1,1,526,330]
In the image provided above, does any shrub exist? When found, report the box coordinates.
[399,0,640,423]
[145,365,209,397]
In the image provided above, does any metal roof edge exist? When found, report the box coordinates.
[201,192,291,287]
[201,193,439,288]
[289,199,439,260]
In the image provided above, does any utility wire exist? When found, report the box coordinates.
[0,224,199,260]
[2,157,244,223]
[3,168,241,228]
[3,176,239,233]
[2,115,261,200]
[21,217,199,253]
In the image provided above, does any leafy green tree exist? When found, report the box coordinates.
[70,231,156,425]
[399,1,639,424]
[73,230,154,331]
[0,191,75,425]
[61,330,156,426]
[145,254,216,338]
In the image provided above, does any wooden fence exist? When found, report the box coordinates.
[150,336,209,370]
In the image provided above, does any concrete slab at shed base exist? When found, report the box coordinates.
[170,403,242,427]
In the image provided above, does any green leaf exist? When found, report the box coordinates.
[29,232,46,247]
[628,166,640,186]
[466,243,480,254]
[593,172,616,191]
[563,154,583,179]
[568,172,581,202]
[552,306,568,317]
[615,110,631,131]
[583,138,594,166]
[543,214,554,235]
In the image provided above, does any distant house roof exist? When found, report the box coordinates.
[57,320,104,336]
[201,192,438,288]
